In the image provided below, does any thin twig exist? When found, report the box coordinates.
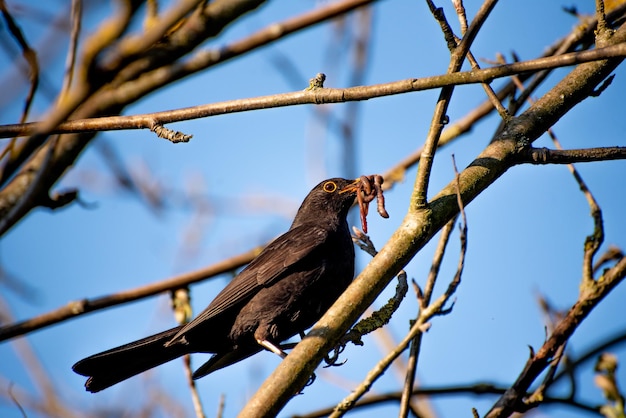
[412,0,499,208]
[452,0,468,34]
[547,137,604,285]
[216,394,225,418]
[398,216,456,418]
[553,325,626,385]
[294,382,602,418]
[524,296,568,409]
[8,383,27,418]
[0,135,62,237]
[432,0,509,119]
[107,0,379,99]
[97,0,207,77]
[170,287,206,418]
[329,287,458,417]
[485,257,626,417]
[0,247,259,341]
[0,298,81,418]
[593,246,624,274]
[2,43,626,139]
[0,0,39,126]
[59,0,82,101]
[596,0,608,35]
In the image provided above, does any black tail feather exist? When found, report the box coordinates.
[73,326,190,392]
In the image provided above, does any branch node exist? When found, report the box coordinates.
[150,121,192,143]
[68,299,87,315]
[305,72,326,90]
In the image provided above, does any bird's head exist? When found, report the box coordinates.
[291,178,361,228]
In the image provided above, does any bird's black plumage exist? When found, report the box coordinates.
[73,178,360,392]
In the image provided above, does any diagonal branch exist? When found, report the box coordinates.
[0,0,39,126]
[0,248,258,342]
[485,256,626,417]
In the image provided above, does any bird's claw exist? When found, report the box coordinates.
[323,344,347,368]
[294,372,317,395]
[305,372,317,387]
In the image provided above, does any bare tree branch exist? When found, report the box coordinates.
[0,0,39,125]
[1,43,626,140]
[0,0,265,237]
[515,146,626,164]
[237,19,626,418]
[485,255,626,417]
[0,248,259,341]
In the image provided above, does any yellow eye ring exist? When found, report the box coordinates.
[322,181,337,193]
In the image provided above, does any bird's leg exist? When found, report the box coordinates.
[257,338,317,388]
[296,331,316,385]
[257,339,287,358]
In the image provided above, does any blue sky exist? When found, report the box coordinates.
[1,1,626,417]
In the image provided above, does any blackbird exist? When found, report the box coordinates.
[73,177,362,392]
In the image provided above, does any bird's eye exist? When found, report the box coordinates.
[322,181,337,193]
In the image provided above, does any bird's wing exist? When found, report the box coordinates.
[171,224,329,339]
